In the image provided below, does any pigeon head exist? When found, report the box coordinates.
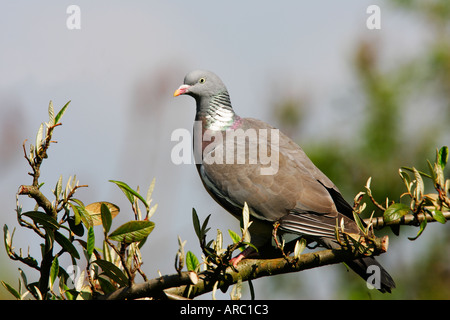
[174,70,237,129]
[174,70,228,102]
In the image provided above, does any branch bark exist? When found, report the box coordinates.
[18,185,57,219]
[99,272,196,300]
[164,248,379,300]
[99,237,386,300]
[365,210,450,229]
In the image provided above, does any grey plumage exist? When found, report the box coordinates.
[174,70,395,293]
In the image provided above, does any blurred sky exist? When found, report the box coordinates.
[0,1,434,299]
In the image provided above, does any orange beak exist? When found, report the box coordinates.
[173,84,191,97]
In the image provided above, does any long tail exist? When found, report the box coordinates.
[346,256,396,293]
[279,211,396,292]
[319,237,396,293]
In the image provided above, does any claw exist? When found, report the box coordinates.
[229,247,256,268]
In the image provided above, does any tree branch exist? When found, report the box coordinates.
[99,236,387,300]
[99,272,196,300]
[17,185,58,298]
[364,210,450,229]
[18,185,57,219]
[99,208,450,300]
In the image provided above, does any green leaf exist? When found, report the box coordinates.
[1,281,21,299]
[68,216,84,237]
[228,229,241,244]
[71,204,81,226]
[87,227,95,257]
[192,208,205,241]
[21,211,60,230]
[201,215,211,239]
[54,100,70,124]
[54,231,80,259]
[352,211,366,233]
[186,251,199,271]
[384,203,410,222]
[137,236,147,249]
[97,276,116,294]
[109,180,148,209]
[228,229,246,252]
[49,256,59,288]
[192,208,211,241]
[409,218,427,241]
[69,202,93,229]
[100,203,113,233]
[438,146,449,170]
[64,287,76,300]
[108,220,155,244]
[93,259,128,287]
[240,241,258,252]
[71,204,81,225]
[430,209,446,224]
[401,166,432,179]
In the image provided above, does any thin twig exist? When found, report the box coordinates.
[104,238,133,286]
[56,184,89,213]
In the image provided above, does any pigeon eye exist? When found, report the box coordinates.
[199,78,206,84]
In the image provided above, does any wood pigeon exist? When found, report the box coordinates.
[174,70,395,293]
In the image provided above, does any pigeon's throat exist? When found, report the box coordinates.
[197,92,238,130]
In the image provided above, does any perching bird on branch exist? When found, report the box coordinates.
[174,70,395,293]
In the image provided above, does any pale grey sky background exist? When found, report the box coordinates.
[0,1,438,299]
